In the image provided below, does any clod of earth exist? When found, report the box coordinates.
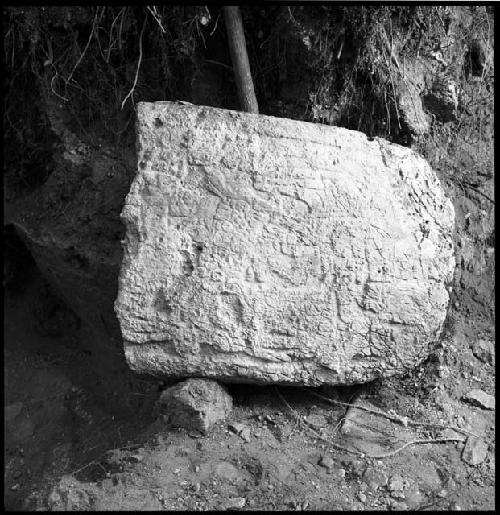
[154,378,233,434]
[115,101,455,385]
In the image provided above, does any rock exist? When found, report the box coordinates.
[462,389,495,410]
[449,501,462,511]
[7,138,135,341]
[396,59,430,136]
[318,455,334,470]
[223,497,246,510]
[116,101,455,385]
[391,490,406,500]
[440,427,466,441]
[461,437,488,466]
[240,427,251,443]
[388,475,405,492]
[387,499,408,511]
[357,492,367,503]
[404,489,425,509]
[399,80,430,136]
[342,459,365,478]
[471,339,495,365]
[214,461,246,482]
[155,379,233,434]
[48,490,62,507]
[363,467,388,490]
[228,422,246,434]
[229,422,251,442]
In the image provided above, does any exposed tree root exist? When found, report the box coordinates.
[306,389,480,439]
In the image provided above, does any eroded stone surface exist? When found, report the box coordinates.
[115,101,455,385]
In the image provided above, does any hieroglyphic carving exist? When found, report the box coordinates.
[115,102,455,385]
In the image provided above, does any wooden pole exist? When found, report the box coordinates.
[223,6,259,114]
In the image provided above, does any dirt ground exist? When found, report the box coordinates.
[3,257,495,511]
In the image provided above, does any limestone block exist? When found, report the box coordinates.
[115,101,455,385]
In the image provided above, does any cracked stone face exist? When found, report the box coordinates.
[114,101,455,385]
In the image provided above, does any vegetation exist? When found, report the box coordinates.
[3,6,494,315]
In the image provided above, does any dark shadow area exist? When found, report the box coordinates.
[3,251,159,510]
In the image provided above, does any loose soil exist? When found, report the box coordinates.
[4,260,495,511]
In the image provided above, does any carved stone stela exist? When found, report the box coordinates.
[115,102,455,385]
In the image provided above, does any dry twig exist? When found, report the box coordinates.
[464,184,495,204]
[147,6,166,33]
[368,437,462,459]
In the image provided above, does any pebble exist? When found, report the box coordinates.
[461,436,488,466]
[318,455,334,470]
[48,491,61,505]
[229,422,245,433]
[404,489,425,508]
[471,339,495,365]
[10,484,20,491]
[156,379,233,433]
[387,499,407,510]
[462,389,495,410]
[388,474,405,492]
[363,467,388,490]
[240,427,251,442]
[344,459,365,478]
[357,492,367,503]
[224,497,246,510]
